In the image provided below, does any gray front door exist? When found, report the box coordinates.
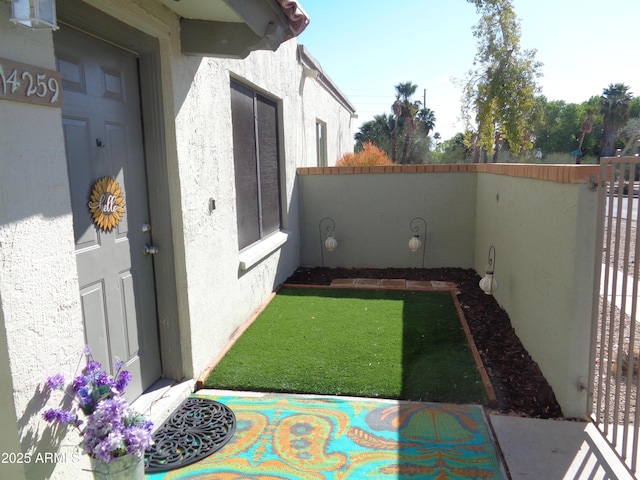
[55,26,161,399]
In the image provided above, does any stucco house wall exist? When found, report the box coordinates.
[0,5,87,479]
[0,0,355,478]
[175,44,356,378]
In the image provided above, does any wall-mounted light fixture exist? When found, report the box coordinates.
[479,245,498,295]
[302,66,319,80]
[11,0,59,30]
[319,217,336,267]
[408,217,427,268]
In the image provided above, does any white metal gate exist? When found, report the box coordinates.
[590,156,640,476]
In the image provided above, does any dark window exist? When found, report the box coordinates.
[230,80,282,250]
[316,120,327,166]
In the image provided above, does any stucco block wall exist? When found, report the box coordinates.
[474,172,598,418]
[0,7,87,480]
[298,164,600,418]
[298,169,477,268]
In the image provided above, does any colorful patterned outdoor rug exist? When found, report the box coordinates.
[146,390,504,479]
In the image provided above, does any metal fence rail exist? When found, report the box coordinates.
[590,156,640,476]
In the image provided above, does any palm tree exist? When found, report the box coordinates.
[576,108,595,164]
[394,82,419,164]
[391,96,403,162]
[417,107,436,136]
[395,81,418,104]
[399,102,419,164]
[600,83,633,157]
[355,114,393,154]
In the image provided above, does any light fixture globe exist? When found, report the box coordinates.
[479,245,498,295]
[318,217,336,267]
[407,217,427,268]
[11,0,59,30]
[479,273,498,295]
[324,235,337,252]
[408,235,422,252]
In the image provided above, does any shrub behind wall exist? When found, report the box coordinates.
[337,142,393,166]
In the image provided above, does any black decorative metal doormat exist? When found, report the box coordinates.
[144,397,236,472]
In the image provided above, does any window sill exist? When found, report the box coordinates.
[239,231,289,271]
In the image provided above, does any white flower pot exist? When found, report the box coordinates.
[91,455,144,480]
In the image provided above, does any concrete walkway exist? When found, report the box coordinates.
[490,415,635,479]
[600,264,639,314]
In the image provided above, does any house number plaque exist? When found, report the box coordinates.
[88,177,126,232]
[0,56,62,107]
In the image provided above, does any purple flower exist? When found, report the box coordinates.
[139,418,154,432]
[90,432,126,463]
[72,375,88,392]
[95,371,112,388]
[92,397,129,428]
[41,348,153,463]
[115,371,131,393]
[77,386,91,400]
[42,408,78,425]
[83,361,102,377]
[46,373,65,390]
[76,386,95,414]
[124,426,154,456]
[43,408,59,422]
[57,410,78,424]
[83,345,91,356]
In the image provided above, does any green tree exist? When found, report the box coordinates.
[395,81,419,106]
[530,96,603,163]
[533,97,583,157]
[575,108,596,163]
[579,96,603,158]
[460,0,542,161]
[355,114,393,153]
[417,107,436,136]
[354,82,437,164]
[600,83,633,157]
[433,133,473,164]
[403,124,435,164]
[619,117,640,155]
[630,97,640,118]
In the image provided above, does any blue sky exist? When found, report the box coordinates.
[297,0,640,141]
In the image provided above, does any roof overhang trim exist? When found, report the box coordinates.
[298,45,356,114]
[179,0,309,58]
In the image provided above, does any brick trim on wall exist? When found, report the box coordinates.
[297,163,600,184]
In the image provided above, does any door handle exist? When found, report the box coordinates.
[144,245,159,255]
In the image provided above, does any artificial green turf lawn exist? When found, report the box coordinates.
[204,287,487,404]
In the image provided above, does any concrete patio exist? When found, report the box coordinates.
[135,380,636,479]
